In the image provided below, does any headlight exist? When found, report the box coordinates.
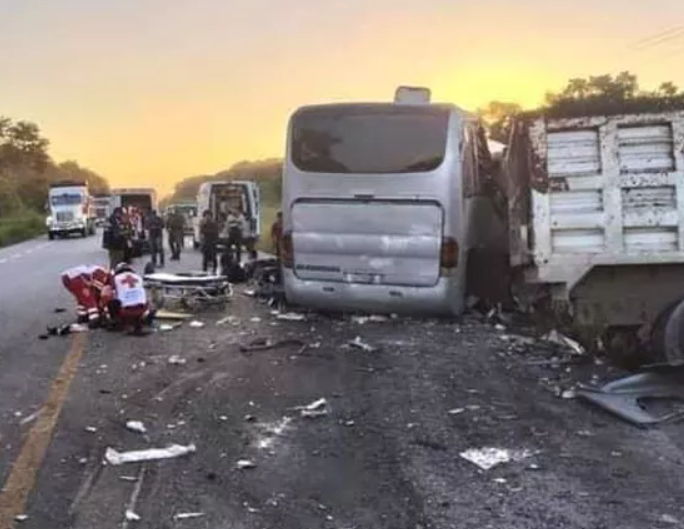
[46,217,53,226]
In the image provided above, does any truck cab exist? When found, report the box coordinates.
[193,180,261,250]
[46,181,96,239]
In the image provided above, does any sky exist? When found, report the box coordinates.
[1,0,683,195]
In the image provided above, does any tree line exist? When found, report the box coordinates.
[164,71,684,206]
[0,117,109,218]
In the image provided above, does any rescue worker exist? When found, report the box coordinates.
[61,264,112,326]
[167,209,185,261]
[271,211,283,258]
[199,210,219,274]
[101,263,154,333]
[224,208,244,263]
[147,209,165,268]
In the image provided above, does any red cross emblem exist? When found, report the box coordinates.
[120,273,139,288]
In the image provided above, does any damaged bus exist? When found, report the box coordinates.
[281,86,491,315]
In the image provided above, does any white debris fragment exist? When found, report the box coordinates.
[125,510,141,521]
[69,323,89,333]
[296,398,330,418]
[85,426,98,433]
[189,321,205,329]
[276,312,307,322]
[159,323,179,332]
[448,408,466,416]
[250,317,262,323]
[126,421,147,434]
[168,355,187,365]
[542,330,585,356]
[236,459,257,469]
[105,444,197,465]
[14,514,28,522]
[19,410,40,426]
[243,289,256,297]
[351,315,389,324]
[217,315,239,326]
[348,336,377,352]
[459,447,534,471]
[174,512,206,520]
[560,389,577,400]
[660,514,681,525]
[119,476,138,482]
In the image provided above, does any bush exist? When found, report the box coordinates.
[0,211,46,247]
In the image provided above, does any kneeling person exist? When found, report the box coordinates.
[61,264,111,326]
[104,263,154,333]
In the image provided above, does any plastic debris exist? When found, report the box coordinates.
[125,510,141,521]
[542,330,585,356]
[243,289,256,297]
[236,459,257,469]
[119,476,138,482]
[85,426,98,433]
[156,310,192,320]
[168,355,188,366]
[126,421,147,434]
[459,447,534,470]
[70,323,89,333]
[105,444,197,465]
[348,336,377,352]
[174,513,206,520]
[217,315,239,326]
[448,408,466,415]
[250,317,262,323]
[14,514,28,522]
[276,312,307,322]
[295,398,330,418]
[189,321,205,329]
[159,323,181,332]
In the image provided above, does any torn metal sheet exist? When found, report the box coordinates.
[576,371,684,428]
[459,447,534,471]
[105,444,196,465]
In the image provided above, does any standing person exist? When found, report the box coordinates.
[225,208,244,263]
[148,210,165,268]
[167,209,185,261]
[271,210,283,258]
[200,210,219,274]
[107,208,127,268]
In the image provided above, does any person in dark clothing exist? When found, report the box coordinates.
[271,210,283,258]
[200,210,219,274]
[106,208,128,269]
[148,210,165,268]
[167,210,185,261]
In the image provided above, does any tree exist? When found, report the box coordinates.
[477,101,522,143]
[56,161,110,195]
[0,118,50,171]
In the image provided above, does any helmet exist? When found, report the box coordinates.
[114,262,134,275]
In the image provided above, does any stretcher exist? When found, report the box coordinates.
[144,272,233,311]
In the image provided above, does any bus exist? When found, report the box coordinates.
[280,86,488,315]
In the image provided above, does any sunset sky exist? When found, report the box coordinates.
[1,0,683,194]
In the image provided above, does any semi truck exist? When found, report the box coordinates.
[46,180,97,239]
[470,109,684,364]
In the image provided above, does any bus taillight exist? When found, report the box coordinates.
[440,237,459,270]
[281,231,294,269]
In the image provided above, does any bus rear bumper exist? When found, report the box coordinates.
[282,270,464,316]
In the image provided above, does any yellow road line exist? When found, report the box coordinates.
[0,333,87,529]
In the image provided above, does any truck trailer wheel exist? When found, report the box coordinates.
[650,298,684,366]
[48,232,55,241]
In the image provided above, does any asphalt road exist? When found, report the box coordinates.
[2,235,684,528]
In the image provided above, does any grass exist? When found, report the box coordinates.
[256,201,280,254]
[0,211,46,248]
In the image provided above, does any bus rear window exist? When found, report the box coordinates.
[290,106,449,174]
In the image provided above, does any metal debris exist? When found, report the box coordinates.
[159,323,181,332]
[126,421,147,434]
[295,398,330,418]
[189,320,205,329]
[85,426,98,433]
[348,336,377,352]
[542,330,585,356]
[276,312,307,322]
[459,447,535,471]
[174,513,206,520]
[236,459,257,469]
[448,408,466,415]
[105,444,197,465]
[125,510,141,522]
[168,355,188,365]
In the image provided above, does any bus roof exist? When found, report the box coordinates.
[290,101,472,118]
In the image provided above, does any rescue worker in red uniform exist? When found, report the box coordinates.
[101,263,154,333]
[61,265,112,326]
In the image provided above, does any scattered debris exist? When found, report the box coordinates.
[351,315,389,324]
[168,355,188,366]
[448,408,466,415]
[125,510,141,522]
[53,307,67,313]
[250,317,262,323]
[156,310,192,321]
[189,320,205,329]
[542,330,586,356]
[240,337,305,353]
[159,323,181,332]
[576,371,684,427]
[245,414,256,422]
[14,514,28,522]
[295,398,330,418]
[243,289,256,297]
[174,513,206,520]
[459,447,535,471]
[70,323,89,333]
[85,426,98,433]
[660,514,681,525]
[119,476,138,482]
[236,459,257,470]
[19,410,40,426]
[45,323,89,338]
[217,315,239,326]
[276,312,307,322]
[105,444,197,465]
[348,336,378,353]
[126,421,147,434]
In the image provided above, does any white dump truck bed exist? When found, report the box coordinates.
[505,111,684,291]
